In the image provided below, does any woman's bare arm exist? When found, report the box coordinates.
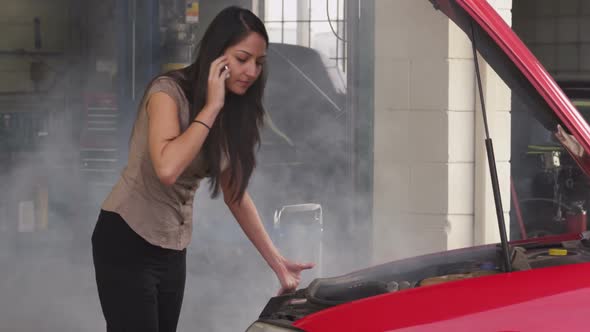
[146,93,220,185]
[147,56,229,185]
[221,170,314,294]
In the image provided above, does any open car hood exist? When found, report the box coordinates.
[430,0,590,166]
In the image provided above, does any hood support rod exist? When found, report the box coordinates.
[470,22,512,272]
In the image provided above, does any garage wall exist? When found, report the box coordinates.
[513,0,590,80]
[372,0,512,263]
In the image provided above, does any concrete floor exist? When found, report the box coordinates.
[0,230,277,332]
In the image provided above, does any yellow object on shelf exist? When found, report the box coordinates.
[573,100,590,107]
[548,248,568,256]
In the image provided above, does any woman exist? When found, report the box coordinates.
[91,6,313,332]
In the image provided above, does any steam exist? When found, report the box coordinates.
[0,2,366,332]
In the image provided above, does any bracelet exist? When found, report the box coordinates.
[193,119,211,130]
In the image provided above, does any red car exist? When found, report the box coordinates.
[247,1,590,331]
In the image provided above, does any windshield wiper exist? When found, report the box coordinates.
[470,22,512,272]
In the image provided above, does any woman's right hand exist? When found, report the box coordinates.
[206,55,230,111]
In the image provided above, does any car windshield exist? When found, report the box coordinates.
[510,89,589,240]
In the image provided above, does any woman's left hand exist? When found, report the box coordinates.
[274,257,315,296]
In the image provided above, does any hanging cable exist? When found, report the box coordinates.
[326,0,346,42]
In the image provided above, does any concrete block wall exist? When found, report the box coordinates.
[373,0,512,263]
[513,0,590,79]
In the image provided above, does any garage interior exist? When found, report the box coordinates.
[0,1,588,331]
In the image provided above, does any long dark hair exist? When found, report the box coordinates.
[164,6,268,203]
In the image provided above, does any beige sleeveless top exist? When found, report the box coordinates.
[102,76,210,250]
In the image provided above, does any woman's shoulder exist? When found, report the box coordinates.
[149,75,183,92]
[142,75,191,128]
[145,75,187,103]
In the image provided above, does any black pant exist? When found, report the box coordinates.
[92,210,186,332]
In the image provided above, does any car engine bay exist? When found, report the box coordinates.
[258,235,590,323]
